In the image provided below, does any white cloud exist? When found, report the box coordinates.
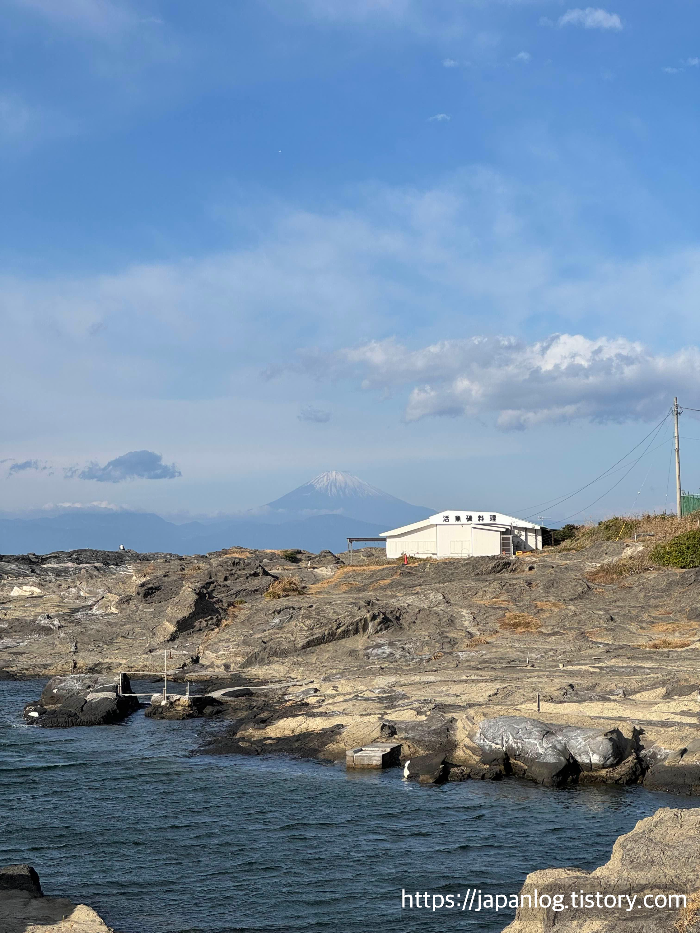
[442,58,459,67]
[428,112,451,122]
[513,51,531,63]
[663,67,681,74]
[296,335,697,429]
[685,57,700,67]
[558,8,622,30]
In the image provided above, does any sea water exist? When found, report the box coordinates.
[1,679,696,933]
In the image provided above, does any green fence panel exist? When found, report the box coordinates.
[681,493,700,517]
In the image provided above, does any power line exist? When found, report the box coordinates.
[559,417,670,521]
[536,434,673,523]
[517,411,671,518]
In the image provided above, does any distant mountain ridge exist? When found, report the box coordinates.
[0,471,433,555]
[261,470,433,527]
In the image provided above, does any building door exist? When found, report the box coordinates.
[500,533,513,557]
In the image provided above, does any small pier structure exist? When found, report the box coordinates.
[346,743,402,769]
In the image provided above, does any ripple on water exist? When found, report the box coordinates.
[2,679,699,933]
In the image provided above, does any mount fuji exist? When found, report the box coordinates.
[261,471,433,528]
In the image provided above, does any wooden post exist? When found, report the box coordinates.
[674,397,682,519]
[537,693,541,712]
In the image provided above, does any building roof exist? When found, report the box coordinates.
[381,511,541,537]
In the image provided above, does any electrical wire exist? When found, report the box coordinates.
[632,422,672,513]
[559,417,670,521]
[534,434,673,523]
[517,411,671,518]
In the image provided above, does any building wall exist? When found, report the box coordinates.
[385,524,436,559]
[472,526,502,557]
[387,523,502,559]
[384,518,542,559]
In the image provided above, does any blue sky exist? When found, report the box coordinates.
[2,0,700,522]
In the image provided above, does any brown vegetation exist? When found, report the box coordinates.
[498,612,541,632]
[586,552,653,584]
[462,635,491,648]
[642,638,693,650]
[264,577,307,599]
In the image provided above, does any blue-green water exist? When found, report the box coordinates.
[1,680,697,933]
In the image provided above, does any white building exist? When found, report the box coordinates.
[381,511,542,560]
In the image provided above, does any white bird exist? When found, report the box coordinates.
[403,760,411,779]
[119,544,125,551]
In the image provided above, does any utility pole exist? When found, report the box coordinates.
[674,397,682,519]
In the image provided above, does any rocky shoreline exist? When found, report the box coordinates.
[4,541,700,796]
[0,865,113,932]
[502,807,700,931]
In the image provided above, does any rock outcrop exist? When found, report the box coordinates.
[24,674,139,727]
[145,693,224,719]
[501,807,700,931]
[474,716,638,786]
[0,864,113,932]
[6,542,700,793]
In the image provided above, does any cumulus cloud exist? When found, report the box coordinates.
[8,459,51,476]
[513,51,531,63]
[558,8,622,30]
[294,334,697,429]
[428,113,451,122]
[71,450,181,483]
[298,406,332,423]
[687,58,700,67]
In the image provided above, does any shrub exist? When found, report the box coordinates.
[650,529,700,569]
[281,549,301,563]
[265,577,306,599]
[542,524,580,546]
[596,517,641,541]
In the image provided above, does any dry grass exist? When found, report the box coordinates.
[368,572,401,590]
[498,612,541,632]
[565,512,700,552]
[642,638,694,650]
[534,600,566,610]
[183,563,206,577]
[675,889,700,932]
[225,599,247,619]
[650,621,696,634]
[264,577,307,599]
[308,564,393,592]
[462,635,492,648]
[585,552,654,584]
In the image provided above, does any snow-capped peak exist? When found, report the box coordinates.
[308,471,383,499]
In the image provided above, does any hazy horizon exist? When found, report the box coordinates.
[3,1,700,525]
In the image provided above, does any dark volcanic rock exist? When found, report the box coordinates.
[404,754,448,784]
[204,723,346,759]
[382,710,456,758]
[0,865,42,896]
[145,694,225,719]
[24,673,140,727]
